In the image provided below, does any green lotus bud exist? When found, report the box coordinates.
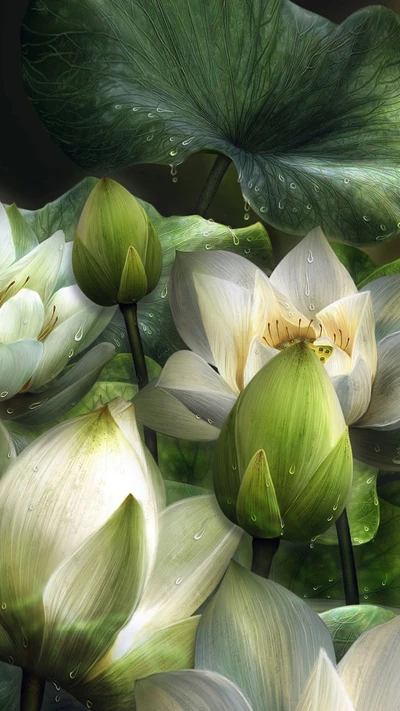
[213,342,353,542]
[72,178,162,306]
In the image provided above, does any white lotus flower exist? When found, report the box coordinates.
[0,398,241,710]
[135,227,400,468]
[0,202,117,423]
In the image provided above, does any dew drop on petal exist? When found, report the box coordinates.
[0,391,8,398]
[74,324,84,342]
[160,285,168,299]
[175,577,183,585]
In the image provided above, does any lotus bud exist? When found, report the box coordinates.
[72,178,162,306]
[213,342,353,542]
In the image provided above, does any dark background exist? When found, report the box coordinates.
[1,0,399,259]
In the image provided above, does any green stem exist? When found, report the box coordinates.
[251,537,280,579]
[120,303,158,463]
[20,671,45,711]
[194,154,231,217]
[335,508,359,605]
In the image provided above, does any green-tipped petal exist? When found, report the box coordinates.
[136,670,254,711]
[282,430,353,542]
[40,495,148,684]
[295,650,356,711]
[117,246,148,303]
[236,449,282,538]
[195,561,335,711]
[5,204,38,258]
[112,495,241,658]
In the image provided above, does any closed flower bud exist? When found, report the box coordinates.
[213,341,353,542]
[72,178,162,306]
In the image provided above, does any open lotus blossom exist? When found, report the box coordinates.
[0,398,241,710]
[135,227,400,469]
[0,202,116,424]
[134,562,400,711]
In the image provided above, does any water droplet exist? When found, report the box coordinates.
[195,414,201,419]
[74,324,84,342]
[289,463,296,475]
[113,338,121,347]
[160,285,168,299]
[207,418,213,424]
[363,594,369,599]
[232,461,237,470]
[68,349,74,358]
[304,275,310,297]
[33,465,39,472]
[55,695,60,703]
[307,250,314,264]
[363,587,369,592]
[306,204,312,210]
[244,248,250,254]
[327,515,333,522]
[363,215,370,222]
[6,408,14,416]
[28,401,43,410]
[278,201,284,209]
[397,221,400,229]
[326,594,331,599]
[0,391,8,398]
[366,476,374,484]
[288,311,293,317]
[314,185,320,192]
[1,602,6,610]
[278,174,284,182]
[308,303,315,311]
[23,318,28,325]
[205,244,212,250]
[303,594,308,598]
[343,178,350,185]
[374,444,381,452]
[247,180,253,189]
[182,136,194,146]
[58,245,64,251]
[7,450,12,458]
[255,186,260,193]
[175,577,183,585]
[289,182,296,189]
[147,112,155,118]
[146,134,153,141]
[260,206,268,213]
[132,107,141,111]
[250,513,257,522]
[292,207,298,213]
[328,578,333,582]
[194,527,205,540]
[170,148,178,156]
[114,104,122,109]
[244,213,250,221]
[69,664,80,680]
[86,702,93,709]
[172,177,178,184]
[312,585,322,591]
[226,498,232,505]
[364,525,369,532]
[29,505,34,511]
[310,543,314,549]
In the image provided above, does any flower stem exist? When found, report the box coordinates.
[194,154,231,217]
[335,508,359,605]
[120,303,158,463]
[20,671,45,711]
[251,537,280,579]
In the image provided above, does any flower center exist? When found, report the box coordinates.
[262,318,334,364]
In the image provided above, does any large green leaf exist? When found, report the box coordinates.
[271,498,400,608]
[320,604,396,662]
[22,0,400,244]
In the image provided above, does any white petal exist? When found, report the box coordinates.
[112,495,241,659]
[40,496,149,683]
[0,340,43,398]
[357,332,400,429]
[169,251,265,365]
[0,421,16,479]
[295,650,356,711]
[0,203,16,269]
[243,336,279,386]
[0,402,159,648]
[134,379,221,440]
[0,290,44,343]
[54,241,74,290]
[332,356,372,425]
[270,227,357,314]
[135,670,254,711]
[157,351,237,428]
[338,615,400,711]
[360,274,400,343]
[0,231,65,304]
[317,292,377,378]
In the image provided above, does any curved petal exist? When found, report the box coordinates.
[0,402,158,653]
[357,332,400,429]
[338,615,400,711]
[134,379,220,440]
[195,561,335,711]
[243,337,279,387]
[112,495,241,659]
[135,670,254,711]
[0,421,16,479]
[270,228,357,315]
[54,241,74,290]
[0,231,65,304]
[0,203,16,269]
[360,274,400,343]
[0,340,43,398]
[3,342,116,425]
[350,424,400,471]
[331,356,372,425]
[169,250,264,365]
[157,351,237,428]
[40,496,149,684]
[0,289,44,344]
[295,650,355,711]
[317,292,376,379]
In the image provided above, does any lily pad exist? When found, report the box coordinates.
[320,604,396,661]
[22,0,400,243]
[271,498,400,607]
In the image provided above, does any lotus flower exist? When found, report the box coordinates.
[0,398,240,710]
[0,202,116,425]
[135,227,400,469]
[132,562,400,711]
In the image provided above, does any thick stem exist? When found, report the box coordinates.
[20,671,45,711]
[335,508,359,605]
[194,154,231,217]
[120,303,158,463]
[251,537,280,579]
